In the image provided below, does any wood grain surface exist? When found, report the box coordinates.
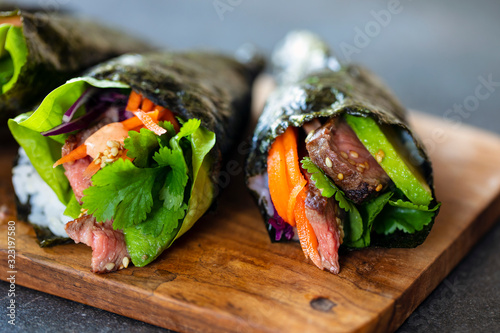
[1,111,500,333]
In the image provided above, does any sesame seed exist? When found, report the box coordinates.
[122,257,130,268]
[337,173,344,180]
[340,151,348,159]
[110,147,119,156]
[104,158,115,164]
[376,149,385,163]
[106,140,114,148]
[364,161,370,170]
[376,184,383,192]
[356,166,365,173]
[336,217,341,225]
[94,158,101,165]
[350,151,359,158]
[357,163,365,169]
[103,149,110,156]
[105,263,115,271]
[348,159,356,165]
[325,157,333,168]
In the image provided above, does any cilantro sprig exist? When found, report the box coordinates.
[81,119,206,242]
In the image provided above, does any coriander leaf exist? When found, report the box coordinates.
[346,192,393,248]
[81,159,159,229]
[124,128,159,168]
[157,121,176,147]
[135,200,187,237]
[343,206,363,245]
[300,157,352,211]
[301,157,337,197]
[154,146,189,210]
[175,118,201,140]
[373,200,440,235]
[388,199,440,211]
[364,192,394,224]
[124,203,187,266]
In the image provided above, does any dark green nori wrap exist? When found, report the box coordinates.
[83,51,264,163]
[246,33,438,249]
[0,9,153,117]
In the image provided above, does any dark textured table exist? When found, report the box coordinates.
[2,0,499,332]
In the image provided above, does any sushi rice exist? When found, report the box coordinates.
[12,147,71,237]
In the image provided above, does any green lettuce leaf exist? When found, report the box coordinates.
[174,126,216,241]
[1,25,28,94]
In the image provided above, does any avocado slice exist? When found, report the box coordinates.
[344,114,432,207]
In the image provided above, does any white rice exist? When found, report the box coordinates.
[12,147,72,237]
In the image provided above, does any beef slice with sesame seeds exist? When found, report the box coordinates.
[65,215,130,273]
[306,117,390,204]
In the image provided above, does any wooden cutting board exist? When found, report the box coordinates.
[1,111,500,333]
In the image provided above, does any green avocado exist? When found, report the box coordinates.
[344,114,432,207]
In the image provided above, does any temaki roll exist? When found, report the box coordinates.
[9,50,263,272]
[246,31,440,274]
[0,8,152,117]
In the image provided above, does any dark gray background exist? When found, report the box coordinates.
[1,0,499,332]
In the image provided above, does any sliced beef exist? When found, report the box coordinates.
[306,117,390,204]
[62,135,92,202]
[304,173,344,274]
[61,106,120,203]
[65,215,130,273]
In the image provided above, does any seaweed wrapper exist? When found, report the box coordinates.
[0,9,153,117]
[246,33,437,248]
[83,51,264,168]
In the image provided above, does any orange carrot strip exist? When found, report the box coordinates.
[267,135,290,224]
[282,127,307,225]
[83,150,133,180]
[286,178,306,227]
[133,110,167,136]
[0,16,22,27]
[121,110,158,130]
[141,98,155,112]
[294,188,322,268]
[148,110,160,122]
[160,108,180,133]
[126,91,142,111]
[53,144,87,167]
[120,116,142,130]
[83,160,101,180]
